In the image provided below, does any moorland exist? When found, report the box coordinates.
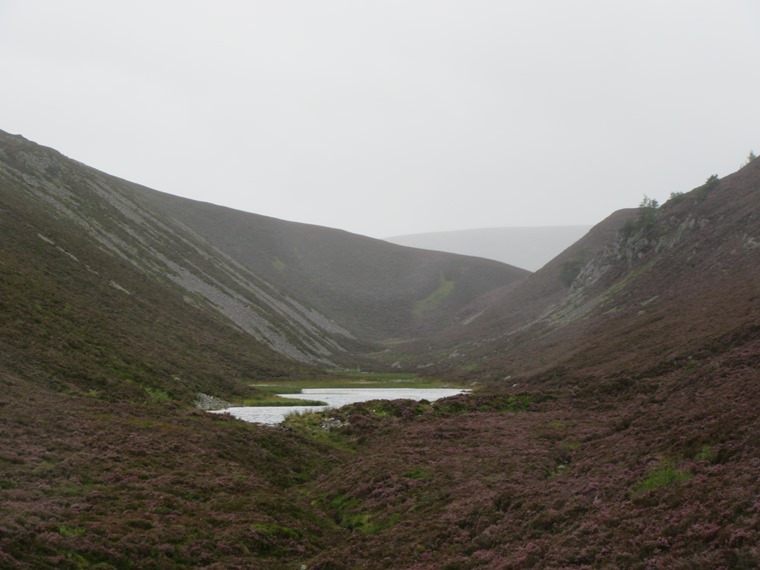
[1,130,758,568]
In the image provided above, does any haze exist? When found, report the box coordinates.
[1,1,758,238]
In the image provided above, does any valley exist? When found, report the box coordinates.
[1,130,759,568]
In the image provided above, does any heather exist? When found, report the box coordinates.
[4,343,756,569]
[298,355,760,569]
[1,132,759,568]
[0,375,346,569]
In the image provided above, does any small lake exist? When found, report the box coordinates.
[215,387,468,425]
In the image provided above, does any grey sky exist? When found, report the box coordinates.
[2,1,758,238]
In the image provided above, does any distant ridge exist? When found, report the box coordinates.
[385,225,592,271]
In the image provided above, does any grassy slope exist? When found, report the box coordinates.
[286,160,760,568]
[136,189,529,342]
[0,152,311,404]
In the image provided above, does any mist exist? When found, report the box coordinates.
[1,1,758,238]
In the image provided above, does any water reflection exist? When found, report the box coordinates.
[214,387,467,425]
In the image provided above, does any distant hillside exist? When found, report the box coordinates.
[0,129,525,374]
[134,189,528,342]
[385,225,592,271]
[402,158,760,381]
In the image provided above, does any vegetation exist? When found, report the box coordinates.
[630,460,692,498]
[559,258,584,287]
[413,274,455,317]
[619,194,661,239]
[1,130,759,568]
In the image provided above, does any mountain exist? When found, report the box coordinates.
[1,127,759,569]
[406,161,760,382]
[0,129,526,375]
[385,225,593,271]
[133,190,529,342]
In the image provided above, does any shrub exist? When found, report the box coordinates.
[631,460,692,497]
[704,174,720,191]
[621,195,660,238]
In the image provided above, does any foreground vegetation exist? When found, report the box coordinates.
[3,343,758,569]
[2,134,758,568]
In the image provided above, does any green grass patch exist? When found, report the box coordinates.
[404,466,430,480]
[250,522,301,540]
[250,385,304,394]
[144,388,171,404]
[58,525,85,537]
[631,460,692,497]
[696,444,717,462]
[328,495,400,534]
[253,371,464,391]
[413,274,455,317]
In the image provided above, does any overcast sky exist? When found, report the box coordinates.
[2,1,758,238]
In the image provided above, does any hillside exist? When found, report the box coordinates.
[134,190,528,341]
[0,145,311,404]
[292,158,760,569]
[396,161,760,383]
[1,128,758,569]
[385,225,592,271]
[0,129,526,370]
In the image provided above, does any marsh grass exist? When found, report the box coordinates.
[252,371,464,393]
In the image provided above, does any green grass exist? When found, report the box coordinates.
[328,495,400,534]
[631,460,692,497]
[252,371,465,392]
[696,444,717,462]
[144,388,172,404]
[413,274,455,317]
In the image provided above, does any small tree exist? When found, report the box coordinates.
[622,195,660,237]
[705,174,720,191]
[747,150,757,165]
[639,195,659,210]
[637,195,659,232]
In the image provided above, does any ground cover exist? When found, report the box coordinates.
[0,374,347,570]
[290,360,760,569]
[251,371,467,392]
[2,347,758,569]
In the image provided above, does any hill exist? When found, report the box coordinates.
[134,191,528,342]
[385,225,592,271]
[1,128,758,569]
[292,158,760,569]
[0,140,312,404]
[0,129,526,373]
[403,161,760,382]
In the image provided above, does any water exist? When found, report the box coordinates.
[213,387,467,425]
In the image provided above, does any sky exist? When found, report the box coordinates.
[1,1,759,239]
